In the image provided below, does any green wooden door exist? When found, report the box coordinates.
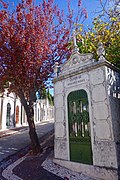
[68,90,93,165]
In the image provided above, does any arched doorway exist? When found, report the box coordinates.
[16,106,19,124]
[68,89,93,165]
[6,103,11,127]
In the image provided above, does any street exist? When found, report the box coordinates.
[0,120,54,162]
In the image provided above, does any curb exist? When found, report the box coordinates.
[0,127,29,139]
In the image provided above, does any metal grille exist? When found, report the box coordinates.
[68,89,93,164]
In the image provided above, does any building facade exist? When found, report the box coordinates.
[0,90,54,130]
[33,99,54,124]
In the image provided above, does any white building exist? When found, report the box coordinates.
[0,90,54,130]
[33,99,54,124]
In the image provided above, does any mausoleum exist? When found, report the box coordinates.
[53,40,120,179]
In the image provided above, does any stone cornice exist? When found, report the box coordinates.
[53,59,120,83]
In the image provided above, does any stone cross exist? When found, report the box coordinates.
[73,30,79,53]
[73,30,77,47]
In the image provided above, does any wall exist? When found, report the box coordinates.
[105,67,120,171]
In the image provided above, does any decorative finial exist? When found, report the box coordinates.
[97,42,106,61]
[73,30,79,53]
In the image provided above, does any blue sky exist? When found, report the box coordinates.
[53,0,102,27]
[2,0,103,27]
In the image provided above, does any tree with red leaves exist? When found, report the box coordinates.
[0,0,87,153]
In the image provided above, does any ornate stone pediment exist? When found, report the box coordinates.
[61,52,94,74]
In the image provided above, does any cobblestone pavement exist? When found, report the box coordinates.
[0,130,64,180]
[13,141,63,180]
[0,130,95,180]
[0,141,30,180]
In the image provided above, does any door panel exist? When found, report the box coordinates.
[16,106,19,124]
[68,90,93,165]
[6,103,11,127]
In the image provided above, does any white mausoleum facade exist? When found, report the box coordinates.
[53,47,120,179]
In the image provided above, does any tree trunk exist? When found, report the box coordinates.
[29,127,41,154]
[27,109,43,154]
[18,91,43,154]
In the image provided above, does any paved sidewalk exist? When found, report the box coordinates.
[1,131,63,180]
[1,131,94,180]
[13,142,63,180]
[0,126,29,138]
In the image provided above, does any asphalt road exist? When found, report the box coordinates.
[0,120,54,162]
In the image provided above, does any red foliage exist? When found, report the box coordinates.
[0,0,8,8]
[0,0,86,101]
[0,11,3,20]
[26,0,32,5]
[26,13,32,22]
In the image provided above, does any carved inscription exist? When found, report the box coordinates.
[65,74,88,87]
